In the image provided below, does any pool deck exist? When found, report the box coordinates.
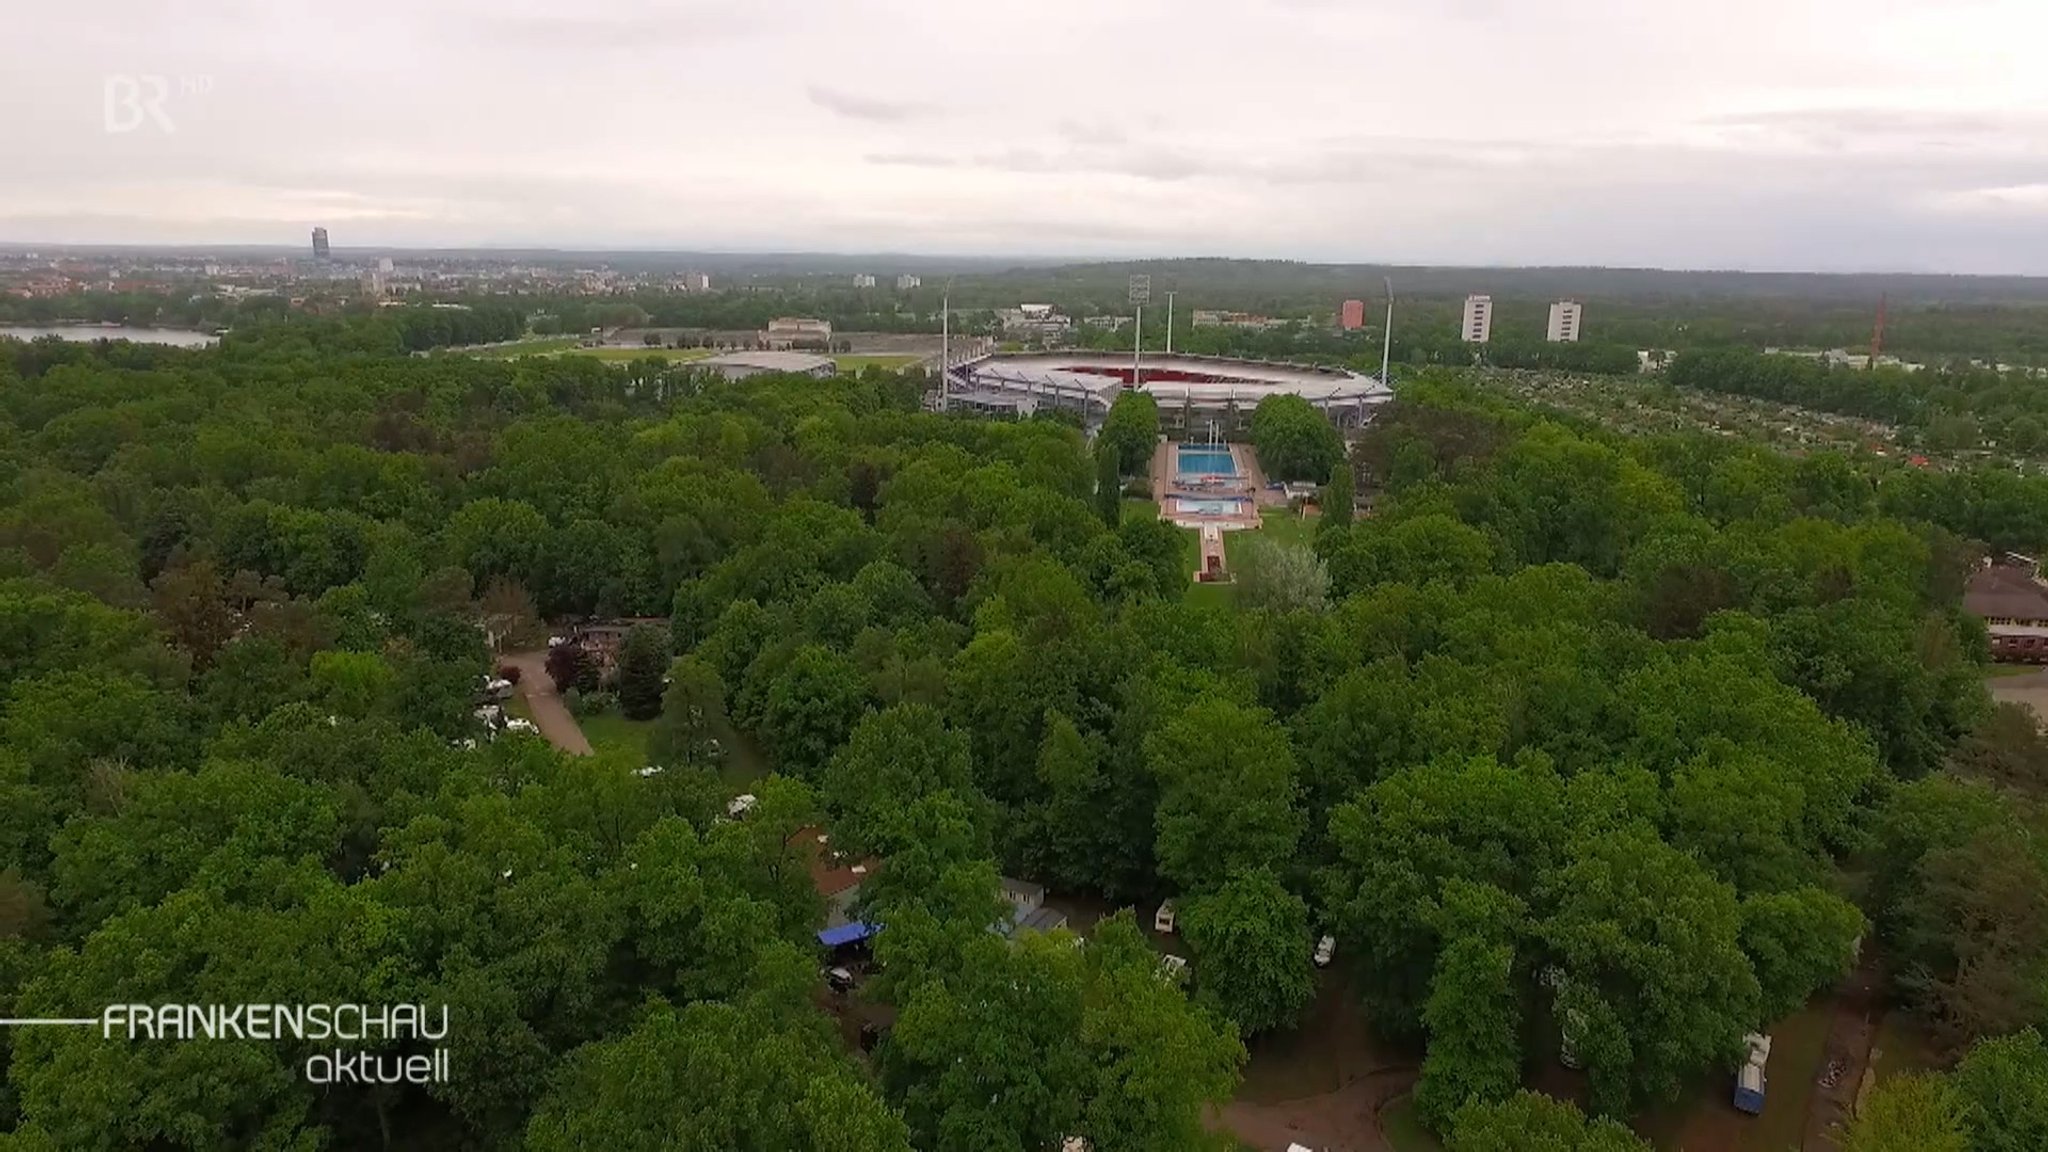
[1152,441,1262,531]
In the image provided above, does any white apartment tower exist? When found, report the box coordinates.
[1547,300,1584,343]
[1460,295,1493,344]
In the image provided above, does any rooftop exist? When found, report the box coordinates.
[1964,565,2048,624]
[699,350,835,374]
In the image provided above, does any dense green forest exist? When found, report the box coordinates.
[13,251,2048,367]
[0,321,2045,1150]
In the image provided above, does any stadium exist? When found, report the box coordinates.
[940,350,1392,437]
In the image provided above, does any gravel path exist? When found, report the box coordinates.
[502,651,594,756]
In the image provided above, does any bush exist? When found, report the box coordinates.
[567,688,617,718]
[496,665,522,684]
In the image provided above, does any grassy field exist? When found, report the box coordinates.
[466,340,719,364]
[1988,663,2044,678]
[577,711,654,761]
[833,354,922,371]
[564,346,717,363]
[711,718,771,787]
[1380,1095,1443,1152]
[468,337,580,358]
[1124,501,1322,611]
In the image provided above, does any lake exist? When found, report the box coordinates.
[0,325,218,347]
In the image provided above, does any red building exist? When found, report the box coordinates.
[1340,298,1366,330]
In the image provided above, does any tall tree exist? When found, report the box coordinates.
[1180,868,1315,1036]
[615,623,672,722]
[1322,452,1355,530]
[1097,390,1160,476]
[1446,1092,1652,1152]
[1839,1074,1969,1152]
[1096,443,1123,529]
[1146,699,1302,895]
[1950,1027,2048,1152]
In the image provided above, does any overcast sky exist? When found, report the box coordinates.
[6,0,2047,272]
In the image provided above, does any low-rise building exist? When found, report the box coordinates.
[762,316,833,349]
[1965,556,2048,664]
[1000,304,1072,343]
[1191,310,1283,330]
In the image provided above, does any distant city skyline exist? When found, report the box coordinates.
[7,0,2046,274]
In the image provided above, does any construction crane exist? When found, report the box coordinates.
[1869,293,1888,369]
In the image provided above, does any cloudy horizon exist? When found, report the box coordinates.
[6,0,2047,274]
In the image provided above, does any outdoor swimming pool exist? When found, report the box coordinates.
[1177,446,1237,481]
[1174,498,1249,516]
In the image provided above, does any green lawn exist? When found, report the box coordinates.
[1381,1095,1443,1152]
[577,711,655,761]
[465,340,721,363]
[561,346,718,363]
[468,337,579,358]
[1122,500,1320,611]
[581,708,771,789]
[1988,663,2042,678]
[712,718,771,787]
[833,354,922,371]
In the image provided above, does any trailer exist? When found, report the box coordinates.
[1734,1032,1772,1115]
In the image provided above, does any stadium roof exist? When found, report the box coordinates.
[699,350,835,375]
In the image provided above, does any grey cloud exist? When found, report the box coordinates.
[1057,120,1129,148]
[807,85,931,123]
[471,2,769,49]
[8,0,2048,271]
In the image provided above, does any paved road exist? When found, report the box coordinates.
[502,651,593,756]
[1990,667,2048,725]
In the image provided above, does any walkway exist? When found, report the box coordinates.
[502,650,594,755]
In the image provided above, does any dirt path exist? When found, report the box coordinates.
[1215,1069,1413,1152]
[502,650,594,756]
[1800,960,1885,1151]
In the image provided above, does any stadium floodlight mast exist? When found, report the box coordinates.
[1129,274,1150,389]
[1165,291,1175,355]
[1380,276,1395,388]
[939,279,954,411]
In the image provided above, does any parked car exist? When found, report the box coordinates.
[1314,935,1336,967]
[1153,900,1177,934]
[825,966,856,993]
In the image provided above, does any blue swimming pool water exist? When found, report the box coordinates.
[1177,447,1236,476]
[1175,498,1248,516]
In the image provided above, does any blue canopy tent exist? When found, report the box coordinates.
[818,921,879,950]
